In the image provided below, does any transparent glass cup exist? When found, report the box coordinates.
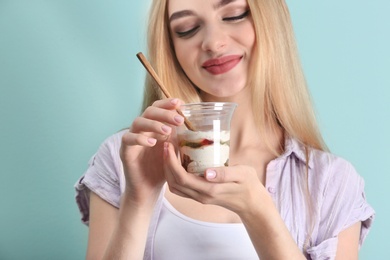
[176,102,237,176]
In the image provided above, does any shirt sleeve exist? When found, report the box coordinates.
[306,158,375,259]
[74,131,126,225]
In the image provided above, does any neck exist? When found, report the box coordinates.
[232,101,282,148]
[228,98,284,181]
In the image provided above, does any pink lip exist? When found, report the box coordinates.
[202,55,242,75]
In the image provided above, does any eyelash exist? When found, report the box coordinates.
[175,9,250,38]
[176,26,200,38]
[223,9,250,22]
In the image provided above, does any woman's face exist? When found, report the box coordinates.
[168,0,255,100]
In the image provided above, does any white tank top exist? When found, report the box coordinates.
[152,197,258,259]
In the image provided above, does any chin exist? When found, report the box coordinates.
[200,88,246,102]
[196,77,248,100]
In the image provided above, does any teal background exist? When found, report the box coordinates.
[0,0,388,259]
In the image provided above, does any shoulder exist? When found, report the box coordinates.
[75,129,128,224]
[81,129,127,205]
[99,129,127,153]
[87,129,127,175]
[284,137,364,199]
[308,147,373,229]
[92,129,128,183]
[308,148,375,247]
[284,138,360,186]
[283,138,375,250]
[309,148,363,193]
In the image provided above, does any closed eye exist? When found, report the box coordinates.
[176,26,200,38]
[223,10,250,22]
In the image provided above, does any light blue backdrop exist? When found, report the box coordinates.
[0,0,388,259]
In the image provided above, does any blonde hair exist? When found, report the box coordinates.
[143,0,327,152]
[142,0,200,110]
[246,1,324,248]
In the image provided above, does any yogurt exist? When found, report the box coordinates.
[177,130,230,175]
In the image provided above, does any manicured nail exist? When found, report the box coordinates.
[206,170,216,179]
[148,138,157,145]
[174,115,184,124]
[171,98,179,105]
[161,125,171,134]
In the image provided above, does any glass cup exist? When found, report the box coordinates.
[176,102,237,176]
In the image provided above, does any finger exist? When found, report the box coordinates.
[143,106,184,126]
[151,98,184,110]
[131,116,172,138]
[122,131,157,147]
[204,165,250,183]
[164,142,202,197]
[143,98,185,126]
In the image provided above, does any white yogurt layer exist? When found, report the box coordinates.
[180,144,230,174]
[178,130,230,142]
[178,130,230,175]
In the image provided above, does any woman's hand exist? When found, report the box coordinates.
[163,141,268,215]
[120,98,184,205]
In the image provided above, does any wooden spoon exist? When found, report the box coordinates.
[136,52,196,131]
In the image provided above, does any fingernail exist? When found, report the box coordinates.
[161,125,171,134]
[206,170,216,180]
[148,138,157,145]
[174,115,184,124]
[171,98,179,105]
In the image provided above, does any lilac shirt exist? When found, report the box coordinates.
[75,130,375,259]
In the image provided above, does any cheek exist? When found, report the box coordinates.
[173,40,187,63]
[173,41,198,76]
[237,23,256,50]
[175,48,187,68]
[246,31,255,50]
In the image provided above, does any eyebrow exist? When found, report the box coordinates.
[169,10,195,22]
[214,0,237,10]
[169,0,237,22]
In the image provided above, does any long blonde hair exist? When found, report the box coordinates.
[142,0,200,109]
[143,0,327,152]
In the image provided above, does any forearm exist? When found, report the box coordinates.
[240,195,305,260]
[102,191,156,260]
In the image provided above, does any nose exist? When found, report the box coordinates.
[201,24,227,53]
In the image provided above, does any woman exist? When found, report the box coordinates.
[75,0,374,259]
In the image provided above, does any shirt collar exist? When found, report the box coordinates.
[278,136,314,169]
